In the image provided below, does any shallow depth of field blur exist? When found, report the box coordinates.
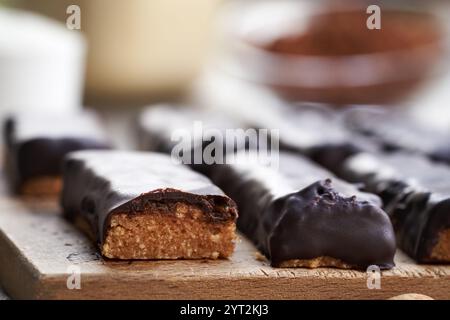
[0,0,450,131]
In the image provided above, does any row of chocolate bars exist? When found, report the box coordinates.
[3,103,450,270]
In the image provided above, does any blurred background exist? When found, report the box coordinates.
[0,0,450,130]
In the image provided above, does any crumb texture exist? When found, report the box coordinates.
[276,256,354,269]
[430,229,450,262]
[102,202,236,259]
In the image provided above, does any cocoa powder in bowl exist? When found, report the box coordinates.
[265,10,440,56]
[242,8,444,105]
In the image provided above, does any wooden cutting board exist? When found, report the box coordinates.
[0,185,449,300]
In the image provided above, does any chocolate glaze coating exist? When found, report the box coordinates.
[3,112,111,193]
[138,104,244,153]
[341,152,450,262]
[344,108,450,165]
[61,150,237,244]
[138,104,265,175]
[138,104,377,174]
[208,151,396,269]
[241,103,379,172]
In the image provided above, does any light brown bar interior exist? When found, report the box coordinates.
[102,202,236,260]
[276,256,355,269]
[430,229,450,262]
[20,176,62,198]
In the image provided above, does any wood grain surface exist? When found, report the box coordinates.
[0,180,449,300]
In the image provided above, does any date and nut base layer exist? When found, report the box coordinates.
[19,176,62,198]
[429,229,450,262]
[100,202,236,260]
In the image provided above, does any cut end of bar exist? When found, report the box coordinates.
[20,176,62,197]
[429,229,450,262]
[275,256,355,269]
[102,202,237,260]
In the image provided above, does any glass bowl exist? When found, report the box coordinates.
[220,0,446,106]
